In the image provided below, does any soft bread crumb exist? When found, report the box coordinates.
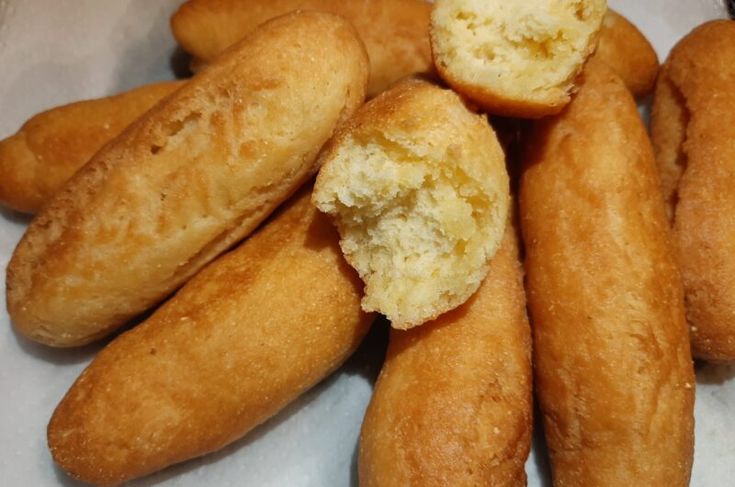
[313,79,509,329]
[431,0,606,117]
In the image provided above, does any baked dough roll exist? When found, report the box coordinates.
[171,0,432,97]
[48,187,374,486]
[430,0,606,118]
[651,70,685,219]
[520,60,695,485]
[651,20,735,361]
[595,9,658,98]
[313,79,509,329]
[6,11,369,347]
[359,224,532,487]
[0,81,184,214]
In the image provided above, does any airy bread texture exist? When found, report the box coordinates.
[0,81,183,213]
[171,0,432,97]
[651,20,735,361]
[359,224,532,487]
[521,60,694,485]
[48,187,373,485]
[313,79,509,329]
[6,12,368,347]
[430,0,606,117]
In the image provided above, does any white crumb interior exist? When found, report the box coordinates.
[315,136,501,327]
[433,0,605,98]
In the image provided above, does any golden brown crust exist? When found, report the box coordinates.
[359,224,532,486]
[651,20,735,361]
[0,81,183,214]
[651,69,687,219]
[6,11,369,347]
[594,10,659,98]
[429,72,571,119]
[171,0,433,97]
[47,187,374,486]
[520,60,695,486]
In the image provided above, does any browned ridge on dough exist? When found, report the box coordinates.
[359,224,532,486]
[171,0,433,97]
[6,11,369,347]
[0,81,184,214]
[652,20,735,361]
[521,59,695,486]
[47,187,374,485]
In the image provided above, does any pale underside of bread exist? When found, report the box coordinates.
[0,81,184,214]
[6,11,368,347]
[313,78,509,329]
[430,0,607,117]
[171,0,433,97]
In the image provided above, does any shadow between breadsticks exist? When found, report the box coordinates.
[47,186,374,486]
[359,223,532,486]
[171,0,433,97]
[651,20,735,361]
[6,11,368,347]
[520,59,695,485]
[0,81,184,214]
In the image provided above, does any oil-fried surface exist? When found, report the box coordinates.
[0,81,183,214]
[171,0,432,97]
[6,12,368,347]
[359,225,532,486]
[651,20,735,361]
[47,188,373,485]
[521,60,694,486]
[595,10,658,97]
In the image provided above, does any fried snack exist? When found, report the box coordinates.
[430,0,606,118]
[520,60,695,485]
[651,71,685,219]
[0,81,183,214]
[651,20,735,361]
[359,224,532,487]
[313,79,509,329]
[6,12,369,347]
[171,0,432,97]
[595,9,658,98]
[47,187,374,486]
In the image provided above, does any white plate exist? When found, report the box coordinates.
[0,1,733,485]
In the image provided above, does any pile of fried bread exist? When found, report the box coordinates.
[1,0,733,485]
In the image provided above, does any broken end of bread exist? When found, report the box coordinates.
[431,0,607,117]
[313,79,509,329]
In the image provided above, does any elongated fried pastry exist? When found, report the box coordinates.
[0,9,653,218]
[170,0,432,97]
[595,10,658,98]
[359,224,532,487]
[651,20,735,361]
[313,79,509,329]
[0,81,184,214]
[430,0,606,117]
[47,187,373,485]
[520,60,695,485]
[6,12,368,347]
